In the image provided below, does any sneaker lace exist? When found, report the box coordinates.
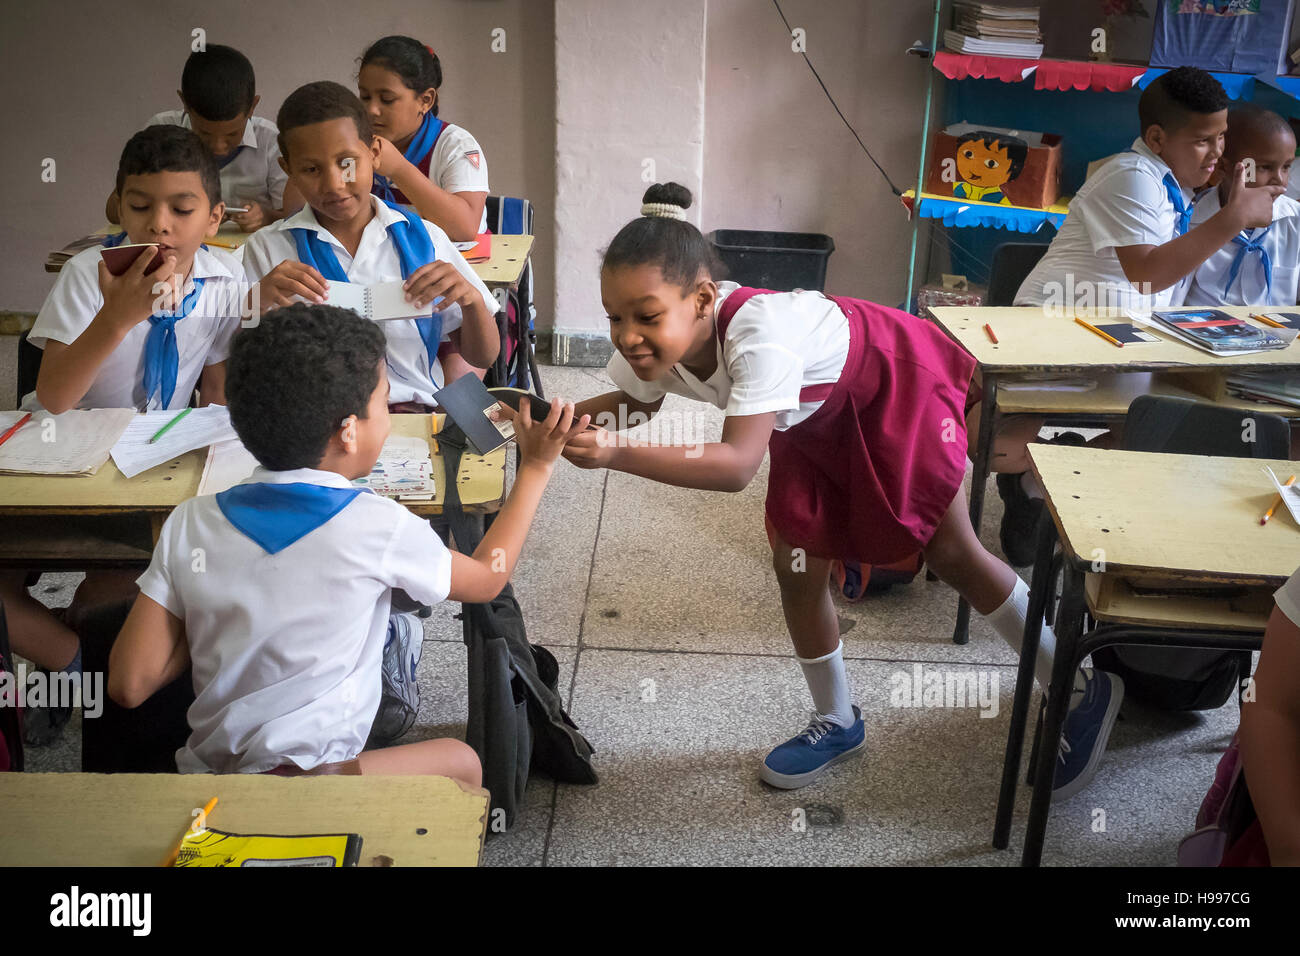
[800,712,837,745]
[1058,736,1071,763]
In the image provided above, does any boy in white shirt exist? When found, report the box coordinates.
[105,45,301,231]
[1184,106,1297,307]
[109,303,588,776]
[989,67,1277,567]
[5,124,245,743]
[241,81,498,409]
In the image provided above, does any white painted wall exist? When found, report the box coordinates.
[552,0,708,349]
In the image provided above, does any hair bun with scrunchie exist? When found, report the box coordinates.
[640,182,692,220]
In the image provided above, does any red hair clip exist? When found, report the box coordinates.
[425,44,436,59]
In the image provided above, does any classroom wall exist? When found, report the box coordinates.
[551,0,708,363]
[0,0,556,317]
[701,0,942,308]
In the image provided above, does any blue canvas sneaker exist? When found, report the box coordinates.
[760,706,866,789]
[1053,668,1125,801]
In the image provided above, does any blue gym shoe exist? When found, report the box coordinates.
[1053,668,1124,802]
[760,706,866,789]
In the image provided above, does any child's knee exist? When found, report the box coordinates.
[444,739,482,788]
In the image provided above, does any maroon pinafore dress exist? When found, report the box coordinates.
[715,288,975,565]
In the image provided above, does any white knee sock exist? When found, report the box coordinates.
[986,577,1085,700]
[796,641,856,728]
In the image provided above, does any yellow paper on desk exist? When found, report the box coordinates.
[173,827,362,867]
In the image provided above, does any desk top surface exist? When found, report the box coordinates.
[0,415,506,515]
[0,773,487,867]
[1029,444,1300,584]
[931,305,1300,373]
[49,227,533,286]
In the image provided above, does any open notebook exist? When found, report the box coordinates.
[325,280,442,322]
[198,437,436,500]
[0,409,135,476]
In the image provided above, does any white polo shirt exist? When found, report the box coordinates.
[148,109,289,210]
[25,245,244,411]
[408,123,489,234]
[241,195,496,404]
[1016,138,1191,311]
[606,282,850,432]
[1182,189,1300,307]
[136,466,453,773]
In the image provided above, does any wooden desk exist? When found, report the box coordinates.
[994,445,1293,866]
[46,227,533,288]
[929,305,1300,645]
[0,772,488,866]
[0,415,506,568]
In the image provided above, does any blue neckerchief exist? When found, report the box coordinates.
[289,199,443,372]
[102,231,128,247]
[217,146,246,169]
[216,482,363,555]
[372,112,446,205]
[1123,148,1192,236]
[143,278,206,408]
[1225,225,1273,301]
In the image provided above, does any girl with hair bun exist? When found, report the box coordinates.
[564,183,1093,794]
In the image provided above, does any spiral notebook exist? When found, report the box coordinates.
[325,280,442,322]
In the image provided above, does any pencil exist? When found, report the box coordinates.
[204,237,240,249]
[0,412,32,449]
[1251,313,1286,329]
[983,323,998,344]
[162,796,218,866]
[1074,317,1123,348]
[149,407,192,444]
[1261,474,1296,525]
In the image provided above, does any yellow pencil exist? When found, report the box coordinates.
[1251,312,1286,329]
[1074,316,1123,348]
[204,237,240,249]
[1261,474,1297,526]
[162,796,218,866]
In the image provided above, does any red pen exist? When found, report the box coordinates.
[983,323,999,344]
[0,412,31,449]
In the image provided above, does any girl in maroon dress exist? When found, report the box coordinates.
[565,184,1077,790]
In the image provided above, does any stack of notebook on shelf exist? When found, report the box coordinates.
[945,2,1043,58]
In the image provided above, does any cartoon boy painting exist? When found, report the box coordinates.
[952,131,1029,205]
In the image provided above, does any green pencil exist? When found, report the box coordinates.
[149,407,192,444]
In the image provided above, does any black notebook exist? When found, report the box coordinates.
[432,376,518,455]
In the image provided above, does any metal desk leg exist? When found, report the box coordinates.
[993,510,1057,849]
[953,372,999,645]
[1021,560,1086,866]
[492,287,509,386]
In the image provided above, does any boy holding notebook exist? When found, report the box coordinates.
[5,124,245,743]
[108,303,587,776]
[241,81,498,409]
[1183,106,1298,308]
[106,45,299,231]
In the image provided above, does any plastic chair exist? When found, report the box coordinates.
[986,242,1049,307]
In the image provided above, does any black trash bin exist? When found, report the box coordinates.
[708,230,835,292]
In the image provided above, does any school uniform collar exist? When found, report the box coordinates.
[177,111,259,151]
[191,244,236,281]
[279,195,403,254]
[1128,137,1174,177]
[242,466,360,490]
[1193,188,1300,230]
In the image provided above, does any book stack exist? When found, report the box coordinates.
[945,2,1043,59]
[1226,371,1300,410]
[1148,309,1289,356]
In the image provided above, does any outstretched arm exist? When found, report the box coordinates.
[563,410,775,493]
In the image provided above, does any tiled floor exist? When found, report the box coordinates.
[3,350,1241,866]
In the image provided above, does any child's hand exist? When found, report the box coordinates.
[561,427,617,470]
[229,201,268,232]
[96,246,178,330]
[373,136,411,184]
[404,261,482,311]
[1225,161,1283,231]
[511,397,590,470]
[256,261,328,313]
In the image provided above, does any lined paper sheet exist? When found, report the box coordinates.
[110,406,239,479]
[197,439,260,496]
[0,409,135,475]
